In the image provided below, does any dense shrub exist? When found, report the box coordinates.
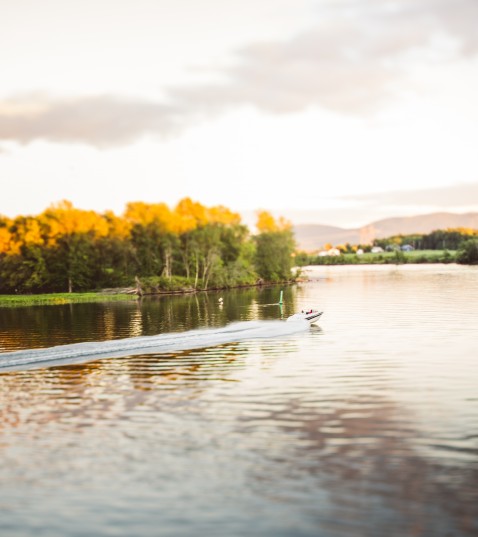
[457,240,478,265]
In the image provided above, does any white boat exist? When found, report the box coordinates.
[286,309,323,324]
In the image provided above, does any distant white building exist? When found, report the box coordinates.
[318,248,341,257]
[371,246,384,253]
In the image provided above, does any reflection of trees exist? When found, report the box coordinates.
[236,394,478,536]
[0,343,248,435]
[0,284,301,437]
[0,302,304,435]
[140,285,298,333]
[0,285,298,353]
[0,301,140,351]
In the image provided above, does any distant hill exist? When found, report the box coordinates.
[294,212,478,251]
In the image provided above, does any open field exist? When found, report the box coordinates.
[308,250,457,265]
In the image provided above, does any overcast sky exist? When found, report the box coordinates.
[1,0,477,227]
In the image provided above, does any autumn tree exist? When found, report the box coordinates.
[40,201,109,292]
[0,199,293,293]
[124,201,178,279]
[253,211,296,281]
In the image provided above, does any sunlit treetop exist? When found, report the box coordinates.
[41,200,109,243]
[0,216,45,255]
[449,227,478,235]
[206,205,241,226]
[174,198,208,232]
[255,210,292,232]
[123,198,242,235]
[0,199,248,257]
[103,210,132,238]
[123,201,172,227]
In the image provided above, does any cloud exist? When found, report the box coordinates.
[0,0,477,147]
[0,94,181,147]
[172,0,478,115]
[343,182,478,207]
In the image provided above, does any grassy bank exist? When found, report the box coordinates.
[0,276,292,308]
[0,292,138,308]
[306,250,456,265]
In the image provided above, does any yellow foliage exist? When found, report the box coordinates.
[103,211,132,238]
[174,198,207,231]
[41,200,109,244]
[208,205,241,226]
[0,217,45,255]
[256,210,277,232]
[256,210,291,232]
[21,218,44,246]
[0,226,13,254]
[0,198,245,257]
[448,227,478,236]
[124,201,172,228]
[123,198,242,235]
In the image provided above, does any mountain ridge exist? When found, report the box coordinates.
[293,212,478,251]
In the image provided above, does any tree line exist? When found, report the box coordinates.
[294,227,478,266]
[0,199,296,294]
[316,228,478,255]
[372,229,478,251]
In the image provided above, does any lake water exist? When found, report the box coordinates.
[1,264,477,537]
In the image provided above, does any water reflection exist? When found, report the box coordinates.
[1,266,478,536]
[235,391,478,536]
[0,286,298,353]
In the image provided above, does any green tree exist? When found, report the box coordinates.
[129,223,165,277]
[213,224,256,287]
[93,235,136,288]
[457,239,478,265]
[0,199,300,294]
[47,232,98,292]
[254,229,295,281]
[190,224,223,290]
[18,244,49,291]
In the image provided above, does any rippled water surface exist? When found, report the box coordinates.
[1,265,477,536]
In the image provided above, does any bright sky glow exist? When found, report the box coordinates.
[1,0,477,227]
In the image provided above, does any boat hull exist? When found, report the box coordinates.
[287,311,323,324]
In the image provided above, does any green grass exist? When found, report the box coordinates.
[0,292,138,307]
[308,250,457,265]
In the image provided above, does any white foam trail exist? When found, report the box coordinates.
[0,320,309,371]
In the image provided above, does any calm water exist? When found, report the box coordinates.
[1,265,477,537]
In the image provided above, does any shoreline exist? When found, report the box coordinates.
[0,292,138,308]
[1,257,474,307]
[0,280,295,308]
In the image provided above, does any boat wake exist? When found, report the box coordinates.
[0,319,309,372]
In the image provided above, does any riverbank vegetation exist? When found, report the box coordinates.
[2,201,477,298]
[456,239,478,264]
[0,292,136,307]
[296,229,478,266]
[297,249,457,266]
[372,229,478,252]
[0,200,296,294]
